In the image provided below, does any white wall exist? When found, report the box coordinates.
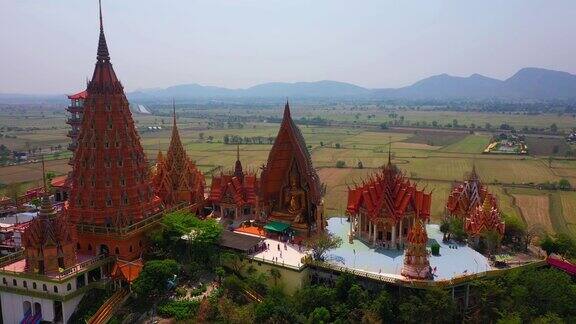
[0,291,54,324]
[63,293,84,323]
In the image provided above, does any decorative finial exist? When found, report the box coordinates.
[388,135,392,165]
[172,98,177,126]
[41,155,47,193]
[236,143,240,161]
[283,99,291,119]
[96,0,110,61]
[99,0,103,31]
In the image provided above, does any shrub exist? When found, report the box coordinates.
[157,300,200,320]
[431,242,441,256]
[336,161,346,168]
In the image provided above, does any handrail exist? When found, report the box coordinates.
[76,203,188,236]
[304,259,547,288]
[0,249,24,267]
[0,255,113,281]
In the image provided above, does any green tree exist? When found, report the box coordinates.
[269,268,281,286]
[304,232,343,261]
[335,160,346,168]
[307,307,330,324]
[132,259,179,298]
[368,291,394,322]
[558,178,571,190]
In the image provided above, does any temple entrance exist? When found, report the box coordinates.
[33,302,41,316]
[23,301,31,317]
[99,244,110,255]
[53,301,63,322]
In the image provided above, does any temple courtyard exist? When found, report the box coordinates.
[325,217,492,281]
[239,217,492,281]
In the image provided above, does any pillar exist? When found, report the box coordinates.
[398,218,403,247]
[373,223,378,246]
[358,214,362,239]
[368,221,372,242]
[391,224,397,249]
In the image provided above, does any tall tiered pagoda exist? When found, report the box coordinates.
[66,3,162,261]
[401,220,431,280]
[152,104,205,212]
[208,145,260,220]
[346,157,431,249]
[259,102,325,236]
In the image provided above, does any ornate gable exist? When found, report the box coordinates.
[260,101,322,205]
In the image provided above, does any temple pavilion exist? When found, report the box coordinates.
[346,157,432,249]
[259,101,325,236]
[152,105,205,213]
[446,167,505,242]
[208,145,260,221]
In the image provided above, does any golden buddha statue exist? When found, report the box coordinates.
[281,165,307,223]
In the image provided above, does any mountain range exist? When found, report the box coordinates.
[128,68,576,102]
[2,67,576,104]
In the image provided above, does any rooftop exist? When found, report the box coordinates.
[0,253,107,280]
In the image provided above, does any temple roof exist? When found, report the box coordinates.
[465,194,505,237]
[22,159,76,273]
[446,167,495,218]
[346,162,431,221]
[260,101,322,204]
[67,90,88,100]
[208,171,259,207]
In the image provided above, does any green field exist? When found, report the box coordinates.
[1,108,575,237]
[441,134,491,153]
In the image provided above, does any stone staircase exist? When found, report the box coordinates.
[87,288,129,324]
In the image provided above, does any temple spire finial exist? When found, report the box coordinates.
[96,0,110,62]
[236,143,240,162]
[388,136,392,165]
[283,98,291,119]
[41,155,47,193]
[172,99,177,127]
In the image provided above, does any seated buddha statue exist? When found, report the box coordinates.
[282,166,307,223]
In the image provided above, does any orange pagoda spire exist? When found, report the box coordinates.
[152,101,205,210]
[401,220,431,280]
[22,157,76,274]
[66,1,162,261]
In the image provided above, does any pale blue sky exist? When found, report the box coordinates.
[1,0,575,94]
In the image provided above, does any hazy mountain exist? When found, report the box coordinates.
[3,68,576,104]
[378,73,505,99]
[129,80,370,100]
[502,67,576,100]
[127,68,576,102]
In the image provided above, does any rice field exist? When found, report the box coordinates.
[1,111,575,237]
[513,194,554,234]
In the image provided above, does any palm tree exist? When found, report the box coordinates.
[269,268,281,286]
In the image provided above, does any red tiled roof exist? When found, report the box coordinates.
[67,90,88,100]
[50,175,68,188]
[346,162,431,221]
[208,171,259,207]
